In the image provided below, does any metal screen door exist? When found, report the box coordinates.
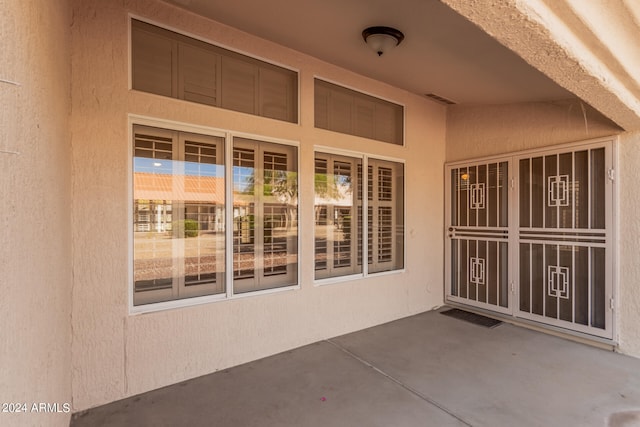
[445,139,615,340]
[446,158,512,314]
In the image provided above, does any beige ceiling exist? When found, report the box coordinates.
[164,0,575,105]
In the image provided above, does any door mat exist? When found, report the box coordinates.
[440,308,502,328]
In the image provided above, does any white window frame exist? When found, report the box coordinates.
[128,115,301,314]
[313,146,406,286]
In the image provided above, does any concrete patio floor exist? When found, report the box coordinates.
[71,308,640,427]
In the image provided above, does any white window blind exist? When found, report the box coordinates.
[314,79,403,145]
[131,19,298,123]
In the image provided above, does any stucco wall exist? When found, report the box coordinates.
[0,0,72,426]
[446,101,640,358]
[618,131,640,356]
[446,99,622,162]
[70,0,446,410]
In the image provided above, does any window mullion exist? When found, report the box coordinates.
[255,145,265,286]
[173,131,186,298]
[363,156,369,276]
[225,132,234,298]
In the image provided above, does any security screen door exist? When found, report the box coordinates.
[445,139,615,340]
[446,158,512,315]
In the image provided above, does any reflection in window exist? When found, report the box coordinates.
[314,153,362,279]
[133,125,226,305]
[315,154,404,279]
[233,138,298,293]
[361,158,405,274]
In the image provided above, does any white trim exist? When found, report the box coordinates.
[313,145,366,159]
[225,130,234,299]
[230,130,299,149]
[129,114,228,138]
[130,285,299,315]
[127,13,132,91]
[445,135,616,167]
[367,268,407,278]
[127,117,134,313]
[314,268,408,287]
[314,273,365,287]
[612,137,620,344]
[363,156,369,277]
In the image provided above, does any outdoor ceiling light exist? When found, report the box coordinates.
[362,26,405,56]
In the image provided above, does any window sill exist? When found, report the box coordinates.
[313,268,405,287]
[129,284,300,315]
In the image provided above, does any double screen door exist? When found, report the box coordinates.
[445,139,615,339]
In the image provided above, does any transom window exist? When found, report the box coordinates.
[314,79,404,145]
[131,19,298,123]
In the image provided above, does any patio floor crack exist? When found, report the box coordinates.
[326,338,473,427]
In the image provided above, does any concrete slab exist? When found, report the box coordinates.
[71,309,640,426]
[332,310,640,427]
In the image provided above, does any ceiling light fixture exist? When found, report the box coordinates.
[362,26,405,56]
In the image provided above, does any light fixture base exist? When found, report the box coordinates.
[362,26,405,56]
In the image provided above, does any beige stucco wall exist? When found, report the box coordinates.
[446,101,640,358]
[0,0,72,426]
[617,131,640,356]
[70,0,446,410]
[446,100,622,162]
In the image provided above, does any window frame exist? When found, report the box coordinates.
[132,125,227,306]
[128,14,301,125]
[313,77,406,147]
[313,146,406,286]
[128,115,301,314]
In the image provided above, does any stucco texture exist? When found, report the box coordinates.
[70,0,446,410]
[0,0,72,426]
[618,131,640,356]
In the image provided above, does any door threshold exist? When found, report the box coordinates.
[442,302,616,352]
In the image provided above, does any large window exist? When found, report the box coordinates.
[365,158,405,273]
[314,153,363,279]
[233,138,298,293]
[314,152,404,280]
[314,79,404,145]
[133,125,226,305]
[131,19,298,123]
[132,123,298,307]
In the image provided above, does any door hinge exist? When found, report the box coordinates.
[510,177,515,189]
[510,281,515,293]
[610,297,615,310]
[607,168,615,182]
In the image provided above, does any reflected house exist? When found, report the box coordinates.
[133,165,226,234]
